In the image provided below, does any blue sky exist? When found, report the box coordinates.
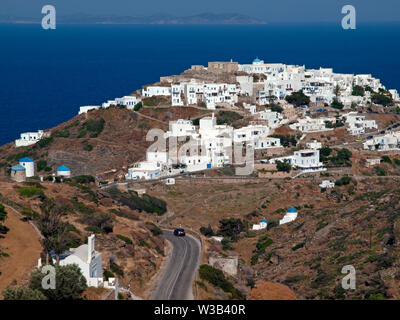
[1,0,399,22]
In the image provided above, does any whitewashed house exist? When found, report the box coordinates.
[366,158,381,167]
[57,165,71,177]
[342,112,377,135]
[125,161,162,180]
[56,235,103,287]
[363,132,400,151]
[165,119,197,138]
[306,140,322,150]
[269,149,325,172]
[319,180,335,188]
[252,219,268,230]
[19,157,35,177]
[233,125,270,144]
[279,208,298,225]
[15,130,45,147]
[79,105,101,115]
[115,96,141,109]
[289,117,334,133]
[142,85,171,97]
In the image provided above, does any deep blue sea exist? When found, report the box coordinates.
[0,23,400,145]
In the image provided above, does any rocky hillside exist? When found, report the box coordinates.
[0,179,170,298]
[0,106,209,180]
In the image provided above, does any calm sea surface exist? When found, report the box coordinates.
[0,23,399,145]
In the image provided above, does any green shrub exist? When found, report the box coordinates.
[216,111,243,125]
[217,218,247,241]
[0,203,7,222]
[37,137,53,148]
[17,186,45,198]
[381,156,391,164]
[133,102,142,111]
[199,264,244,299]
[291,242,305,251]
[81,119,105,138]
[335,176,351,186]
[374,166,387,176]
[200,225,215,237]
[285,90,310,107]
[116,234,133,244]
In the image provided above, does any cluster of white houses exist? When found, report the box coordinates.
[289,112,378,136]
[236,58,399,107]
[364,131,400,151]
[126,113,283,180]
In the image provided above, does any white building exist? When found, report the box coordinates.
[19,157,35,177]
[57,165,71,177]
[252,219,268,230]
[289,117,334,133]
[319,180,335,188]
[258,110,284,128]
[366,158,381,167]
[292,149,325,171]
[363,132,400,151]
[306,140,322,150]
[279,208,298,225]
[79,105,101,115]
[125,161,162,180]
[142,85,171,97]
[15,130,45,147]
[253,137,281,150]
[115,96,141,109]
[165,119,197,138]
[342,112,377,135]
[233,125,270,144]
[269,149,325,172]
[57,235,103,287]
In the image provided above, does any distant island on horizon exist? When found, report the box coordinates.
[0,12,268,25]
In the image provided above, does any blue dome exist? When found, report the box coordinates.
[261,219,268,223]
[11,164,26,171]
[19,157,33,163]
[57,165,70,171]
[287,207,297,213]
[253,58,261,63]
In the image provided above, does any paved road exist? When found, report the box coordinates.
[150,230,201,300]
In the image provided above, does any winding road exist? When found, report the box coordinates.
[150,230,201,300]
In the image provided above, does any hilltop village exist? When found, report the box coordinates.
[3,58,400,300]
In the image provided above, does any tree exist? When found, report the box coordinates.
[352,85,365,97]
[217,218,247,241]
[199,224,215,237]
[2,286,47,300]
[372,93,393,106]
[334,84,341,97]
[37,199,70,264]
[331,98,344,110]
[276,160,291,173]
[285,90,310,107]
[29,264,87,300]
[0,203,7,222]
[133,102,142,111]
[267,103,283,113]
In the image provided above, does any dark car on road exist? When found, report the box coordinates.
[174,228,185,236]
